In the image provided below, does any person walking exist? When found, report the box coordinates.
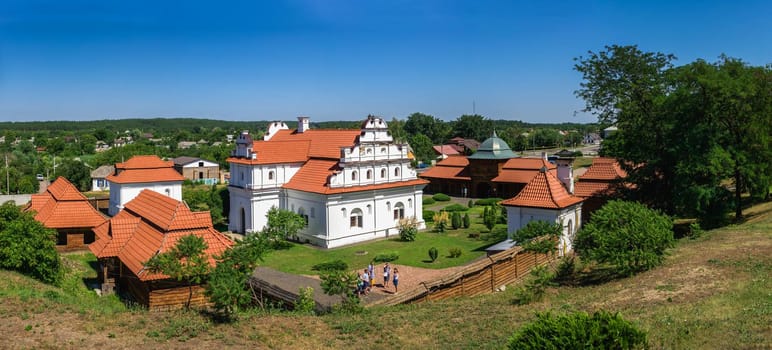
[383,262,391,287]
[392,268,400,294]
[368,261,375,290]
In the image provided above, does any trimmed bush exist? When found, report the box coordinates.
[508,311,647,349]
[475,198,503,206]
[311,260,348,272]
[444,203,469,212]
[373,252,399,263]
[463,213,471,229]
[451,212,462,229]
[468,200,474,208]
[428,247,438,262]
[422,197,436,205]
[423,210,435,222]
[448,248,462,258]
[432,193,451,202]
[398,217,419,242]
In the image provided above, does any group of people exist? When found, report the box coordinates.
[357,261,400,296]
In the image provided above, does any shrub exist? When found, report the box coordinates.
[443,203,469,212]
[311,260,348,272]
[507,311,647,349]
[574,200,674,276]
[398,217,419,242]
[463,213,471,228]
[428,247,438,262]
[475,198,503,206]
[433,211,449,233]
[553,256,576,284]
[688,221,703,239]
[373,252,399,263]
[511,265,555,305]
[423,210,435,222]
[422,197,436,205]
[294,287,316,315]
[468,200,475,208]
[432,193,451,202]
[511,220,562,254]
[451,212,462,229]
[448,248,462,258]
[483,206,498,231]
[572,150,583,157]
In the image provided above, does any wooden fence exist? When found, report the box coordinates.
[369,246,556,307]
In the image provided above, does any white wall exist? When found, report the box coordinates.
[505,204,582,256]
[108,181,182,216]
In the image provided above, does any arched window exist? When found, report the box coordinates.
[350,209,363,228]
[352,171,358,181]
[342,208,347,217]
[366,170,372,179]
[268,171,274,180]
[393,202,405,220]
[394,167,400,177]
[366,148,372,154]
[381,147,387,154]
[386,201,391,211]
[380,168,387,178]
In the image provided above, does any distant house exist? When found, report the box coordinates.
[501,166,584,256]
[432,144,461,158]
[603,126,618,138]
[574,157,627,222]
[25,177,107,251]
[95,141,110,152]
[172,157,220,185]
[90,165,114,192]
[107,155,184,216]
[89,190,233,309]
[447,137,480,154]
[177,141,197,149]
[583,132,601,145]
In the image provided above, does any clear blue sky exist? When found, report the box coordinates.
[1,0,770,123]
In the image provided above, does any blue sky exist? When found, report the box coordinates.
[1,1,770,123]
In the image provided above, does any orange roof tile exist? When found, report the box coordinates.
[25,177,106,229]
[491,169,541,184]
[283,159,428,194]
[107,155,184,184]
[419,165,471,181]
[574,181,616,198]
[501,168,583,209]
[433,145,461,155]
[267,129,361,159]
[228,140,311,165]
[89,189,233,281]
[578,157,627,181]
[436,155,469,167]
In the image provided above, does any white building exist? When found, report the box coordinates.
[500,161,584,256]
[107,155,184,216]
[90,165,114,192]
[228,116,427,248]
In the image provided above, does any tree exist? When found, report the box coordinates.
[574,200,674,276]
[387,117,408,143]
[145,234,211,309]
[259,207,306,247]
[451,212,461,230]
[408,134,435,164]
[432,211,449,233]
[57,159,91,191]
[206,234,271,318]
[319,269,361,313]
[483,205,497,232]
[451,114,494,142]
[462,213,470,229]
[0,202,63,285]
[511,220,562,254]
[404,112,450,144]
[508,311,647,349]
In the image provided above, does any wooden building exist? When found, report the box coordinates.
[25,177,107,251]
[89,189,233,310]
[573,157,628,222]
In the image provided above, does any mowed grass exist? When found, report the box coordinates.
[0,202,769,349]
[261,202,506,275]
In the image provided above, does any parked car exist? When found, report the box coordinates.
[36,174,44,181]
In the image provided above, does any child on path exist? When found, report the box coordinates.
[361,269,370,296]
[383,262,391,287]
[392,268,400,294]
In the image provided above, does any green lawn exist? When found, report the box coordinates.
[260,203,507,275]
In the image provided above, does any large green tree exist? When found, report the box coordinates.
[261,207,306,245]
[574,200,674,276]
[57,159,91,191]
[404,112,450,144]
[451,114,494,142]
[0,202,63,285]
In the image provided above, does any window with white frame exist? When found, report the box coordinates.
[394,167,400,177]
[381,168,387,178]
[352,171,358,181]
[393,202,405,220]
[366,169,372,179]
[350,209,363,228]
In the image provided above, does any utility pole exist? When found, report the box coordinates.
[5,154,8,195]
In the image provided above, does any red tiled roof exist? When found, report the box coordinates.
[283,159,428,194]
[574,181,616,198]
[227,140,311,165]
[89,189,233,281]
[267,129,361,159]
[107,155,185,184]
[419,165,471,181]
[436,155,469,167]
[432,145,461,155]
[501,169,583,209]
[25,177,106,229]
[578,157,627,181]
[492,169,543,184]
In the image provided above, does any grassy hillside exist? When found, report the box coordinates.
[0,203,769,349]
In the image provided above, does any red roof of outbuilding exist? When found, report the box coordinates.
[26,177,106,229]
[267,129,361,159]
[107,155,185,184]
[501,169,583,209]
[419,156,471,181]
[578,157,627,180]
[89,190,233,281]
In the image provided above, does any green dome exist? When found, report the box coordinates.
[468,131,518,160]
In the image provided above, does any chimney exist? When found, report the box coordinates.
[297,116,310,133]
[554,157,575,194]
